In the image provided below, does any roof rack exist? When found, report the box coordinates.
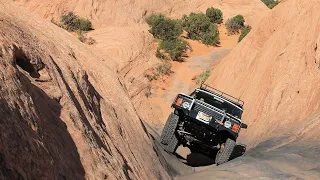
[200,84,244,107]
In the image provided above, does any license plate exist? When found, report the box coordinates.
[196,112,212,122]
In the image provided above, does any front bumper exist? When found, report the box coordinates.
[173,104,238,138]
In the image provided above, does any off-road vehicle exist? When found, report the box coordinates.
[160,84,247,165]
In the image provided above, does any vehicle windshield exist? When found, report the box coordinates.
[194,90,243,119]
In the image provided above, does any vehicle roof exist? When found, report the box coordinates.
[195,88,244,110]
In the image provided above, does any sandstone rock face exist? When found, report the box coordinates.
[208,0,320,147]
[13,0,269,125]
[14,0,267,25]
[0,1,168,179]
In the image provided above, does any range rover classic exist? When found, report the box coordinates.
[160,84,247,165]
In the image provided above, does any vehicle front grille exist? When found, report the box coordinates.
[193,102,224,121]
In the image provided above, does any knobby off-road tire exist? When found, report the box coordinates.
[160,113,179,153]
[215,138,236,165]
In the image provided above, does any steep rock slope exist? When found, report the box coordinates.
[13,0,269,125]
[208,0,320,147]
[0,0,168,179]
[176,112,320,179]
[14,0,267,25]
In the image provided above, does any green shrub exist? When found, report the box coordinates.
[238,25,251,42]
[60,12,92,31]
[77,30,85,42]
[183,13,220,46]
[146,14,165,26]
[144,62,172,82]
[159,38,190,61]
[155,48,169,60]
[183,13,212,40]
[181,14,189,28]
[202,24,220,45]
[156,62,172,75]
[261,0,279,9]
[146,14,183,40]
[196,70,211,84]
[76,30,96,45]
[77,18,92,31]
[206,7,223,24]
[232,15,245,26]
[225,15,245,35]
[144,73,154,81]
[225,19,242,34]
[61,12,78,31]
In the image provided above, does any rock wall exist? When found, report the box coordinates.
[0,1,168,179]
[13,0,269,126]
[208,0,320,147]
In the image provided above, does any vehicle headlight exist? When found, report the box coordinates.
[224,121,232,128]
[182,102,190,109]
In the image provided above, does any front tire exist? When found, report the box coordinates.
[215,138,236,165]
[160,113,179,153]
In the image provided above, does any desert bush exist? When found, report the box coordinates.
[144,73,155,81]
[145,85,152,97]
[156,62,172,75]
[196,70,211,84]
[146,14,190,60]
[261,0,279,9]
[77,30,96,45]
[77,18,92,31]
[202,24,220,45]
[232,15,245,26]
[60,12,92,31]
[156,48,169,60]
[206,7,223,24]
[146,14,183,40]
[180,14,189,28]
[225,20,242,34]
[77,31,85,42]
[61,12,78,31]
[159,38,190,61]
[87,37,97,45]
[183,13,212,40]
[183,13,220,46]
[225,15,245,35]
[146,14,165,26]
[238,25,251,42]
[144,62,172,82]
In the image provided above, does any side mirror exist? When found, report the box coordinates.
[241,123,248,129]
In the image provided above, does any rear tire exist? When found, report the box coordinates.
[160,113,179,153]
[215,138,236,165]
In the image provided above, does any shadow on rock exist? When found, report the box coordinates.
[175,144,246,167]
[185,152,215,167]
[230,144,246,161]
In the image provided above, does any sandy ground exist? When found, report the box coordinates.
[148,25,239,124]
